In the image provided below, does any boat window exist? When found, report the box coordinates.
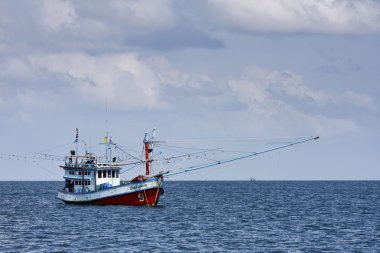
[112,170,115,178]
[116,171,119,178]
[103,170,106,178]
[108,170,111,178]
[98,171,102,178]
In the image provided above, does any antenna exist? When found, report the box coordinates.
[75,128,79,165]
[100,107,111,162]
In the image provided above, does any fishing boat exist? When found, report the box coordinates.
[57,130,164,206]
[56,128,319,206]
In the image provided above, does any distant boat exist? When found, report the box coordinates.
[56,129,319,206]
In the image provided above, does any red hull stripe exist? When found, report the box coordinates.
[63,187,162,206]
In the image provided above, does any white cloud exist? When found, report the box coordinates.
[148,56,212,89]
[207,0,380,34]
[227,65,370,136]
[109,0,176,29]
[29,53,166,109]
[33,0,77,31]
[341,90,376,110]
[0,51,374,138]
[32,0,175,32]
[304,114,358,136]
[0,53,169,112]
[0,1,179,54]
[242,65,327,103]
[72,0,176,34]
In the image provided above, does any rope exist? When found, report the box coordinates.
[37,141,74,153]
[143,188,150,207]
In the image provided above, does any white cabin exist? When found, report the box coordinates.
[61,152,122,193]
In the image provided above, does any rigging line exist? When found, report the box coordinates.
[2,153,64,162]
[215,150,257,154]
[37,141,75,153]
[214,144,293,153]
[34,152,65,160]
[188,153,221,163]
[156,145,222,160]
[120,163,141,174]
[160,136,313,144]
[165,136,319,177]
[114,145,144,162]
[34,161,60,178]
[117,161,146,166]
[151,149,220,163]
[112,142,142,154]
[120,152,162,174]
[167,158,185,171]
[157,143,222,152]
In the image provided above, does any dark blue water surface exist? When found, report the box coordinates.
[0,181,379,252]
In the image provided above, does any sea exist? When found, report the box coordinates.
[0,181,379,252]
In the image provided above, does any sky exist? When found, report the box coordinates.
[0,0,379,181]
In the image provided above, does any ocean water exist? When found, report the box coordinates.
[0,181,379,252]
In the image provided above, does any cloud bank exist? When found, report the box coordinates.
[0,0,377,138]
[207,0,380,34]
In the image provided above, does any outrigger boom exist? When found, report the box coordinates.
[164,136,319,177]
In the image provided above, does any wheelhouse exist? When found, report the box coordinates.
[61,151,122,193]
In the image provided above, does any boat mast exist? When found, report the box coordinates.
[144,133,150,175]
[143,128,156,176]
[74,128,84,190]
